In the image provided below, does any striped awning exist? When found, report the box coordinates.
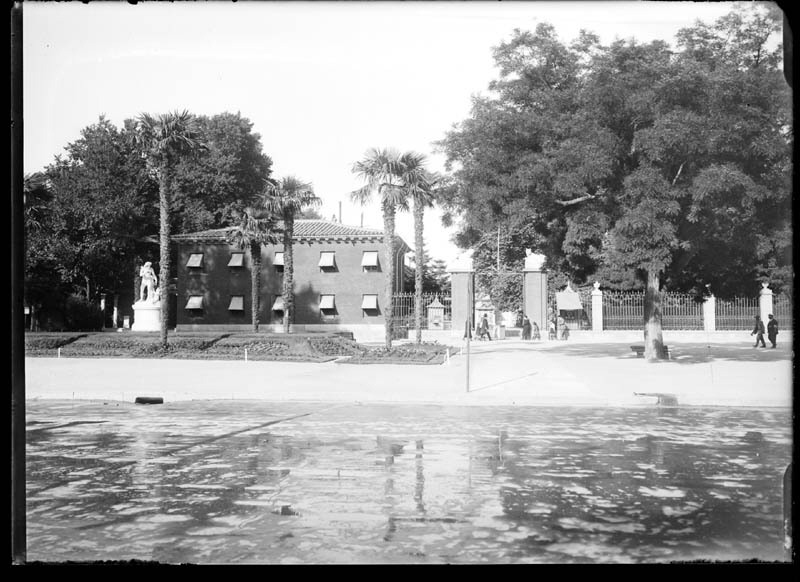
[318,252,336,268]
[361,251,379,267]
[228,295,244,311]
[273,252,284,266]
[319,295,336,310]
[361,294,378,310]
[272,296,284,311]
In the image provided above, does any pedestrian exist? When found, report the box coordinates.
[557,315,566,339]
[562,323,570,340]
[751,315,766,348]
[767,314,779,349]
[548,319,556,340]
[521,315,532,340]
[478,314,492,341]
[532,321,541,340]
[515,310,524,328]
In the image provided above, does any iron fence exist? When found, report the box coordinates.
[602,291,704,330]
[390,292,452,338]
[773,293,793,330]
[602,291,644,330]
[715,296,759,330]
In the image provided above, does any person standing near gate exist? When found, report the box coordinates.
[767,314,779,348]
[478,314,492,341]
[522,315,532,340]
[751,315,766,348]
[532,321,541,340]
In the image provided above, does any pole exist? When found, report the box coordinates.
[465,272,473,393]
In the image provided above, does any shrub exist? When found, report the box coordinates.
[62,295,105,331]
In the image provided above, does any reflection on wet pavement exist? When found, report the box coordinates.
[26,401,791,564]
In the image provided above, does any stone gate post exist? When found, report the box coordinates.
[759,282,773,323]
[591,282,603,332]
[703,294,716,332]
[447,254,474,339]
[523,251,548,336]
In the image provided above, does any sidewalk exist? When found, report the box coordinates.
[24,338,793,408]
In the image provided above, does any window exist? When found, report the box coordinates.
[318,251,336,268]
[361,251,379,270]
[272,295,284,311]
[228,295,244,311]
[361,294,379,310]
[186,253,204,268]
[228,252,244,267]
[274,252,284,267]
[185,295,204,309]
[319,294,336,310]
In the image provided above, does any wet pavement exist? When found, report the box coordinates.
[26,400,791,564]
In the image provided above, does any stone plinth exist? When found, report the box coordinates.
[131,301,162,332]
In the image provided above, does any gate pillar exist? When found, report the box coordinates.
[523,251,548,334]
[447,253,474,339]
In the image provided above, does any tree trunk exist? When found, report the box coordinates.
[643,270,667,361]
[382,198,396,349]
[250,242,261,333]
[282,217,294,335]
[414,200,424,344]
[158,165,171,349]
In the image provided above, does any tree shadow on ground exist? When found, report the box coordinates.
[550,342,792,365]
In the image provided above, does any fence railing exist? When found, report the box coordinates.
[390,292,452,338]
[603,291,703,330]
[547,288,593,331]
[716,296,759,330]
[773,294,793,330]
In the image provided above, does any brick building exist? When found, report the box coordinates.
[171,219,409,340]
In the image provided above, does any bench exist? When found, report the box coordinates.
[631,345,670,359]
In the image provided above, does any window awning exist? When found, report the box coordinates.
[185,296,204,309]
[228,253,244,267]
[186,253,204,268]
[361,294,378,310]
[272,296,284,311]
[319,295,335,310]
[228,296,244,311]
[556,289,583,311]
[318,252,336,268]
[273,252,284,266]
[361,251,379,267]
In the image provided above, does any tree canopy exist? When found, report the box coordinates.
[437,4,792,300]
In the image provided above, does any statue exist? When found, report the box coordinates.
[139,262,159,303]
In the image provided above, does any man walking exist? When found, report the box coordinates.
[751,315,766,348]
[767,314,779,349]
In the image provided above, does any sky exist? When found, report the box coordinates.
[23,0,753,266]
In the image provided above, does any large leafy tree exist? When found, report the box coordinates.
[264,176,321,334]
[226,206,279,332]
[135,111,205,348]
[438,5,791,360]
[351,148,411,348]
[30,118,158,328]
[171,112,274,232]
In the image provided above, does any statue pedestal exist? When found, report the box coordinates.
[131,301,161,332]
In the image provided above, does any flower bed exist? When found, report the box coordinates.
[35,332,230,358]
[337,342,450,365]
[24,333,87,354]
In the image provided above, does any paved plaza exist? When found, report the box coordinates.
[25,335,793,409]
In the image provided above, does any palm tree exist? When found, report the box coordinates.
[400,160,444,344]
[264,176,321,334]
[134,111,204,348]
[227,206,279,332]
[351,148,409,349]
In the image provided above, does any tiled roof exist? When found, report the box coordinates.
[172,219,408,249]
